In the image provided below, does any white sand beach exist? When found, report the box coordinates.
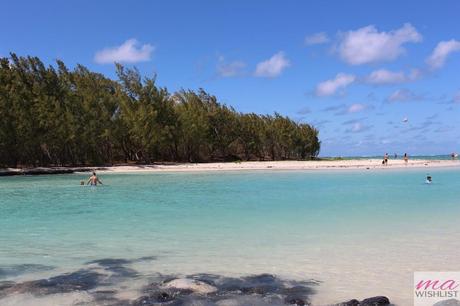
[2,159,460,176]
[93,159,460,173]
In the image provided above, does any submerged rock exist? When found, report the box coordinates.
[0,270,102,296]
[162,278,218,294]
[336,299,360,306]
[335,296,390,306]
[286,297,308,305]
[434,299,460,306]
[360,296,390,305]
[0,264,54,279]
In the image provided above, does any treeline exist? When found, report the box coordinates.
[0,54,320,167]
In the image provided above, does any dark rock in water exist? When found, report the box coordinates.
[0,264,54,279]
[133,255,157,262]
[336,299,360,306]
[132,295,157,306]
[433,299,460,306]
[86,257,138,282]
[287,297,308,305]
[86,258,131,267]
[91,289,129,305]
[0,269,102,296]
[0,281,15,296]
[156,291,174,302]
[132,290,183,305]
[360,296,390,305]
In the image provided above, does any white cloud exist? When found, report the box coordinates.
[337,23,422,65]
[94,39,154,64]
[305,32,330,45]
[347,103,368,113]
[346,122,372,133]
[426,39,460,69]
[315,73,356,96]
[387,88,422,102]
[216,56,246,77]
[254,52,290,78]
[366,69,407,84]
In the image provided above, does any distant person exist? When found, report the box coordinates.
[384,153,389,165]
[404,153,408,164]
[87,172,103,186]
[426,174,432,184]
[452,153,457,160]
[394,153,398,159]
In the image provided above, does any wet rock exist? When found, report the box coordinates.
[86,258,138,281]
[132,295,156,306]
[0,269,102,296]
[434,299,460,306]
[0,264,54,279]
[360,296,390,305]
[336,299,360,306]
[162,278,218,294]
[86,258,131,267]
[286,297,307,305]
[156,291,174,302]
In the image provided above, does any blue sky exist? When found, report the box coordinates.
[2,0,460,156]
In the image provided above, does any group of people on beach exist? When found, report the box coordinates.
[382,153,409,165]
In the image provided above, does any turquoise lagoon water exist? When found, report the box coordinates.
[1,168,460,305]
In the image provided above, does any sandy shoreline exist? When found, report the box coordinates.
[2,159,460,175]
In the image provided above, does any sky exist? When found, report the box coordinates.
[1,0,460,156]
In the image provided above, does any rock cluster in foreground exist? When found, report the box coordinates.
[0,257,391,305]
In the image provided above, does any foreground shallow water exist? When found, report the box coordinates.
[1,168,460,305]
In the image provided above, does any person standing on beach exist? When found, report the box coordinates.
[87,172,103,186]
[404,153,408,164]
[384,153,389,165]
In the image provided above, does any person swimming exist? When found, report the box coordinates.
[87,171,103,186]
[426,174,432,184]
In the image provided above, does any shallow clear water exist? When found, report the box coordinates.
[1,168,460,305]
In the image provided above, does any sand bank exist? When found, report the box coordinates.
[2,159,459,176]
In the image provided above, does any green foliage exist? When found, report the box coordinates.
[0,54,320,167]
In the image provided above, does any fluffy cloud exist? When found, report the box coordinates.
[345,122,372,133]
[94,39,154,64]
[387,89,423,102]
[426,39,460,69]
[305,32,330,45]
[254,52,290,77]
[315,73,356,96]
[337,23,422,65]
[216,56,246,77]
[347,103,368,113]
[365,69,407,84]
[323,104,370,115]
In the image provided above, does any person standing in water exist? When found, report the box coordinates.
[87,172,103,186]
[426,174,432,183]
